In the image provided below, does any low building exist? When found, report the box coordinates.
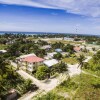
[61,52,69,56]
[64,37,74,41]
[46,52,57,59]
[55,49,62,53]
[17,53,44,71]
[73,46,81,52]
[43,59,58,67]
[5,89,20,100]
[0,50,7,53]
[41,45,51,50]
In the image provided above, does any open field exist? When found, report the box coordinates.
[0,44,8,49]
[62,57,78,65]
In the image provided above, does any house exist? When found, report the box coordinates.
[17,53,44,71]
[40,45,51,50]
[64,37,74,41]
[55,48,62,52]
[0,50,7,53]
[61,52,69,56]
[5,89,20,100]
[46,52,57,59]
[43,59,58,67]
[73,46,81,52]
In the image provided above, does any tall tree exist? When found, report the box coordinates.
[77,55,86,77]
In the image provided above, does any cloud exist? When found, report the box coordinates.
[0,0,100,17]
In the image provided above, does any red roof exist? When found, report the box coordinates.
[74,46,81,52]
[22,55,44,63]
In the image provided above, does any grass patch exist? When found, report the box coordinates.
[73,74,100,100]
[35,92,66,100]
[62,57,78,65]
[83,68,100,77]
[53,74,100,100]
[48,40,82,45]
[55,79,78,93]
[0,44,8,49]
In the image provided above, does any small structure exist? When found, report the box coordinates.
[73,46,81,52]
[43,59,58,67]
[47,52,57,59]
[17,53,44,71]
[0,50,7,53]
[55,48,62,53]
[61,52,69,56]
[5,89,19,100]
[64,37,74,41]
[41,45,51,50]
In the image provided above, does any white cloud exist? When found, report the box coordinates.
[0,0,100,17]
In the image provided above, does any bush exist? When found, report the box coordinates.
[36,92,66,100]
[53,53,62,60]
[35,66,49,80]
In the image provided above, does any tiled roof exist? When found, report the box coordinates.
[22,55,44,63]
[74,46,81,52]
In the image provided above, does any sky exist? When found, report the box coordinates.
[0,0,100,35]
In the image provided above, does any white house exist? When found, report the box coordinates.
[47,52,57,58]
[64,37,74,41]
[0,50,7,53]
[43,59,58,67]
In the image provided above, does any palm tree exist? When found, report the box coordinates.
[0,56,9,77]
[77,55,86,76]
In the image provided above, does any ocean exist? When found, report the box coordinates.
[0,31,100,37]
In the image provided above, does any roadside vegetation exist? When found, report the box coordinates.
[83,50,100,76]
[0,55,38,99]
[35,92,66,100]
[33,62,68,80]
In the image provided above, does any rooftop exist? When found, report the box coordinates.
[22,55,44,63]
[43,59,58,67]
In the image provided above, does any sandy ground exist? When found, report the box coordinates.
[68,64,81,77]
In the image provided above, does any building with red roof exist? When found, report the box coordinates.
[73,46,81,52]
[17,54,44,72]
[22,55,44,63]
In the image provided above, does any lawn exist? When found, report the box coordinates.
[0,44,8,49]
[62,57,78,65]
[35,92,66,100]
[48,39,82,45]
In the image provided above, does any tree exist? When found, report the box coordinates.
[35,66,49,80]
[0,55,9,77]
[63,44,74,52]
[53,53,62,60]
[77,55,86,79]
[51,62,68,75]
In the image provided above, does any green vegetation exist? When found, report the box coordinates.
[62,57,78,64]
[34,62,68,80]
[0,55,37,99]
[35,66,49,80]
[50,62,68,76]
[53,52,63,60]
[53,74,100,100]
[0,44,8,49]
[83,50,100,76]
[36,92,66,100]
[74,74,100,100]
[56,79,78,92]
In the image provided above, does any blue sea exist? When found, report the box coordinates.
[0,31,100,37]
